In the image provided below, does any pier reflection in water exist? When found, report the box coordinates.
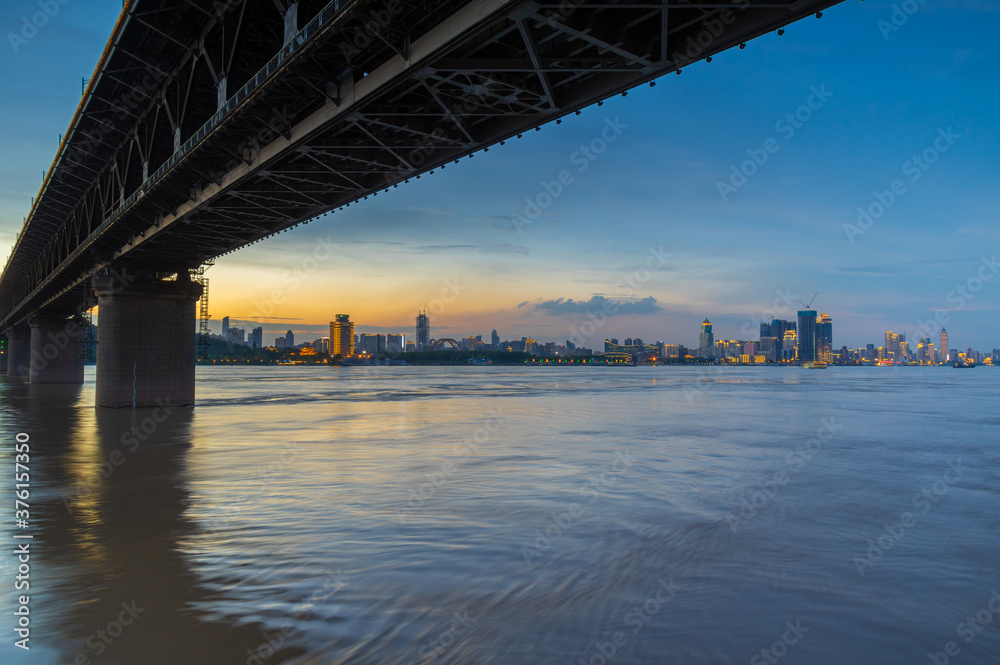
[1,377,307,665]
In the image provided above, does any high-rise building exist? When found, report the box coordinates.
[386,334,404,353]
[222,316,230,338]
[884,331,901,360]
[782,329,798,361]
[699,319,714,355]
[761,319,794,362]
[251,327,263,349]
[416,310,429,349]
[797,309,817,363]
[330,314,354,357]
[917,337,936,363]
[939,328,949,363]
[285,330,295,348]
[358,333,385,354]
[491,328,499,348]
[817,313,833,363]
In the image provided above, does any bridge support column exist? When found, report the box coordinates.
[95,275,203,408]
[5,325,31,381]
[28,315,86,384]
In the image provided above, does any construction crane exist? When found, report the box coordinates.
[799,292,818,311]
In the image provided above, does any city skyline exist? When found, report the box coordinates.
[209,307,996,360]
[2,1,998,350]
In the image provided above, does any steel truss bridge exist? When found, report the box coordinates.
[0,0,845,330]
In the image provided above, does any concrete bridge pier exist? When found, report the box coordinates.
[5,324,31,381]
[28,315,86,384]
[95,274,203,408]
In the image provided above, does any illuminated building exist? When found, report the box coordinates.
[884,331,900,360]
[416,310,429,349]
[817,313,832,363]
[939,328,949,362]
[797,309,817,363]
[604,340,661,361]
[761,319,794,362]
[699,319,714,355]
[782,329,798,362]
[330,314,354,356]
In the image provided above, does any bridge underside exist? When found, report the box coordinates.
[0,0,845,405]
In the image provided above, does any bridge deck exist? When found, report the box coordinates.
[0,0,845,329]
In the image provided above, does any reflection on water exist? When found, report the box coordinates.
[1,365,999,664]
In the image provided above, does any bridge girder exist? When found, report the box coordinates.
[1,0,846,329]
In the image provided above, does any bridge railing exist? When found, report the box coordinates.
[95,0,348,250]
[2,1,359,321]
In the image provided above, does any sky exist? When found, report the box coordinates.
[1,0,998,350]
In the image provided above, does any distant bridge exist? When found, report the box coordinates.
[0,0,845,406]
[428,338,463,350]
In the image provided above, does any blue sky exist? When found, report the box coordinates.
[1,0,998,349]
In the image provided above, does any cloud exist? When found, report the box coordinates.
[413,243,529,256]
[526,295,664,316]
[823,266,907,277]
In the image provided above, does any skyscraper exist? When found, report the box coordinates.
[251,327,263,349]
[797,309,817,363]
[817,313,833,363]
[782,328,798,361]
[416,310,429,349]
[884,331,900,359]
[285,329,294,348]
[221,316,229,338]
[939,328,949,362]
[765,318,795,362]
[699,319,714,355]
[330,314,354,357]
[491,328,500,348]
